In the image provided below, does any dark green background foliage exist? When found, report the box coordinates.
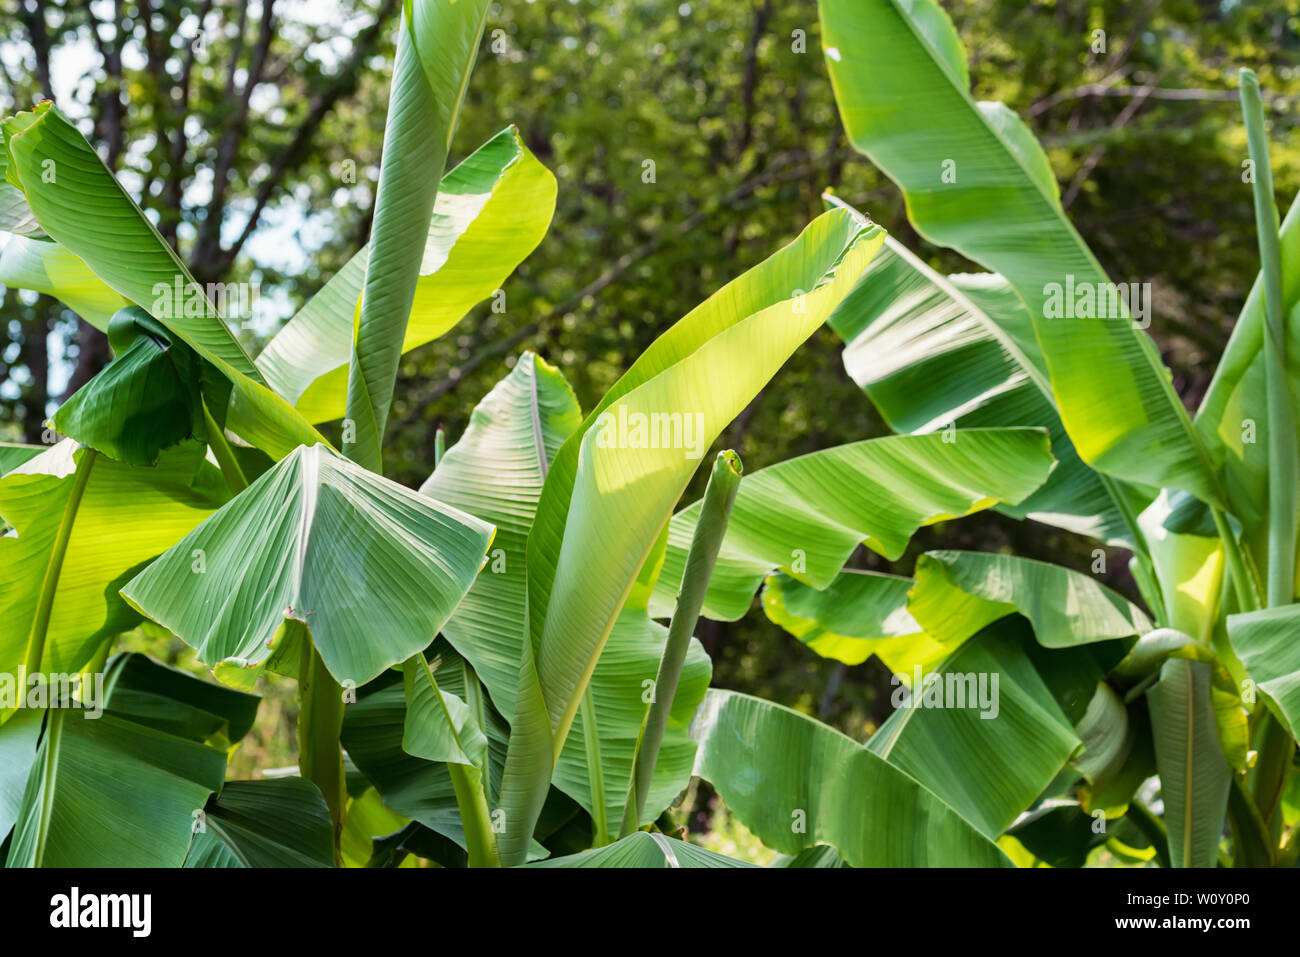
[2,0,1298,749]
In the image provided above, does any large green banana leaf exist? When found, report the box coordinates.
[762,569,949,670]
[524,830,756,868]
[818,0,1223,506]
[421,353,710,834]
[1195,192,1300,544]
[6,652,248,867]
[0,439,227,677]
[1147,659,1232,868]
[691,688,1011,866]
[342,0,491,472]
[0,234,126,329]
[907,550,1151,649]
[185,778,335,868]
[648,428,1056,621]
[496,209,885,864]
[1,103,324,459]
[421,352,583,718]
[120,443,494,688]
[865,621,1080,838]
[1227,604,1300,739]
[257,127,554,424]
[829,230,1138,543]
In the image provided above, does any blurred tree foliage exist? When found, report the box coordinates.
[2,0,1299,750]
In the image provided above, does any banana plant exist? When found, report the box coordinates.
[706,0,1298,868]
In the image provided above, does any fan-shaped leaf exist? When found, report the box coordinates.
[120,443,494,687]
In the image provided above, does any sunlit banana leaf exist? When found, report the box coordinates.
[761,569,948,671]
[0,439,227,677]
[830,229,1135,543]
[649,428,1056,621]
[341,0,491,471]
[524,830,756,868]
[120,443,494,688]
[0,234,125,329]
[1138,491,1226,636]
[1,102,324,459]
[185,778,335,868]
[0,443,43,476]
[422,354,709,833]
[866,621,1080,838]
[818,0,1222,505]
[0,707,42,840]
[691,688,1010,866]
[497,209,885,864]
[907,549,1151,650]
[257,127,555,424]
[421,352,582,719]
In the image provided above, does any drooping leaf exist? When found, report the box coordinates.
[120,443,494,688]
[649,429,1056,621]
[906,550,1151,650]
[100,652,259,745]
[818,0,1223,505]
[51,308,211,466]
[2,102,324,459]
[402,655,488,770]
[257,127,555,424]
[185,778,335,868]
[1071,681,1134,788]
[830,229,1135,543]
[497,209,885,864]
[0,439,227,677]
[690,688,1010,866]
[761,569,948,671]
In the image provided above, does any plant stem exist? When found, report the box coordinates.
[1240,68,1296,853]
[581,685,610,845]
[24,448,96,676]
[1126,800,1172,868]
[406,654,500,867]
[434,427,446,469]
[619,450,743,837]
[1227,774,1275,867]
[202,401,248,494]
[1212,507,1259,613]
[1241,69,1297,608]
[298,635,347,863]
